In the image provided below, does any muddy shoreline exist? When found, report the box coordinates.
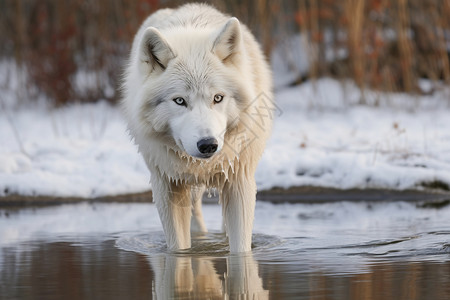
[1,186,449,207]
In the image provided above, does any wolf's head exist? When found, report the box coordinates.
[135,18,252,159]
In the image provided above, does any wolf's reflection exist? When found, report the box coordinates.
[148,251,268,299]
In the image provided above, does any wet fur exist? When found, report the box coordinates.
[121,3,273,252]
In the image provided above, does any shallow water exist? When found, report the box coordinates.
[1,201,450,299]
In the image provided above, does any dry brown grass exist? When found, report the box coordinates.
[0,0,448,105]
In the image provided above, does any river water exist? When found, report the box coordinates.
[1,200,450,299]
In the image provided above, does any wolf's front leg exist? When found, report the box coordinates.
[222,176,257,252]
[152,174,192,250]
[191,185,207,233]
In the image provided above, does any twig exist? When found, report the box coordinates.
[0,95,30,158]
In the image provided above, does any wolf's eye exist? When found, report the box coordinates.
[173,97,187,107]
[213,94,224,104]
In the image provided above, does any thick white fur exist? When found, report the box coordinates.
[121,3,272,252]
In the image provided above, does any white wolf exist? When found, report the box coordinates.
[121,3,273,252]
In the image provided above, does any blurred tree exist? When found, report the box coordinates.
[0,0,448,105]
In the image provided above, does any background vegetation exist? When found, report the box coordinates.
[1,0,449,105]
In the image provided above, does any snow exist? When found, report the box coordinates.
[271,33,348,89]
[0,102,150,198]
[1,77,450,198]
[257,79,450,191]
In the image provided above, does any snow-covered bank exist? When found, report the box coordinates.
[257,79,450,191]
[0,102,149,198]
[1,78,450,198]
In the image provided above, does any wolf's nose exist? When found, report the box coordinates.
[197,137,218,156]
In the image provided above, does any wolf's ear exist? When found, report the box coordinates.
[212,18,242,64]
[139,27,175,73]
